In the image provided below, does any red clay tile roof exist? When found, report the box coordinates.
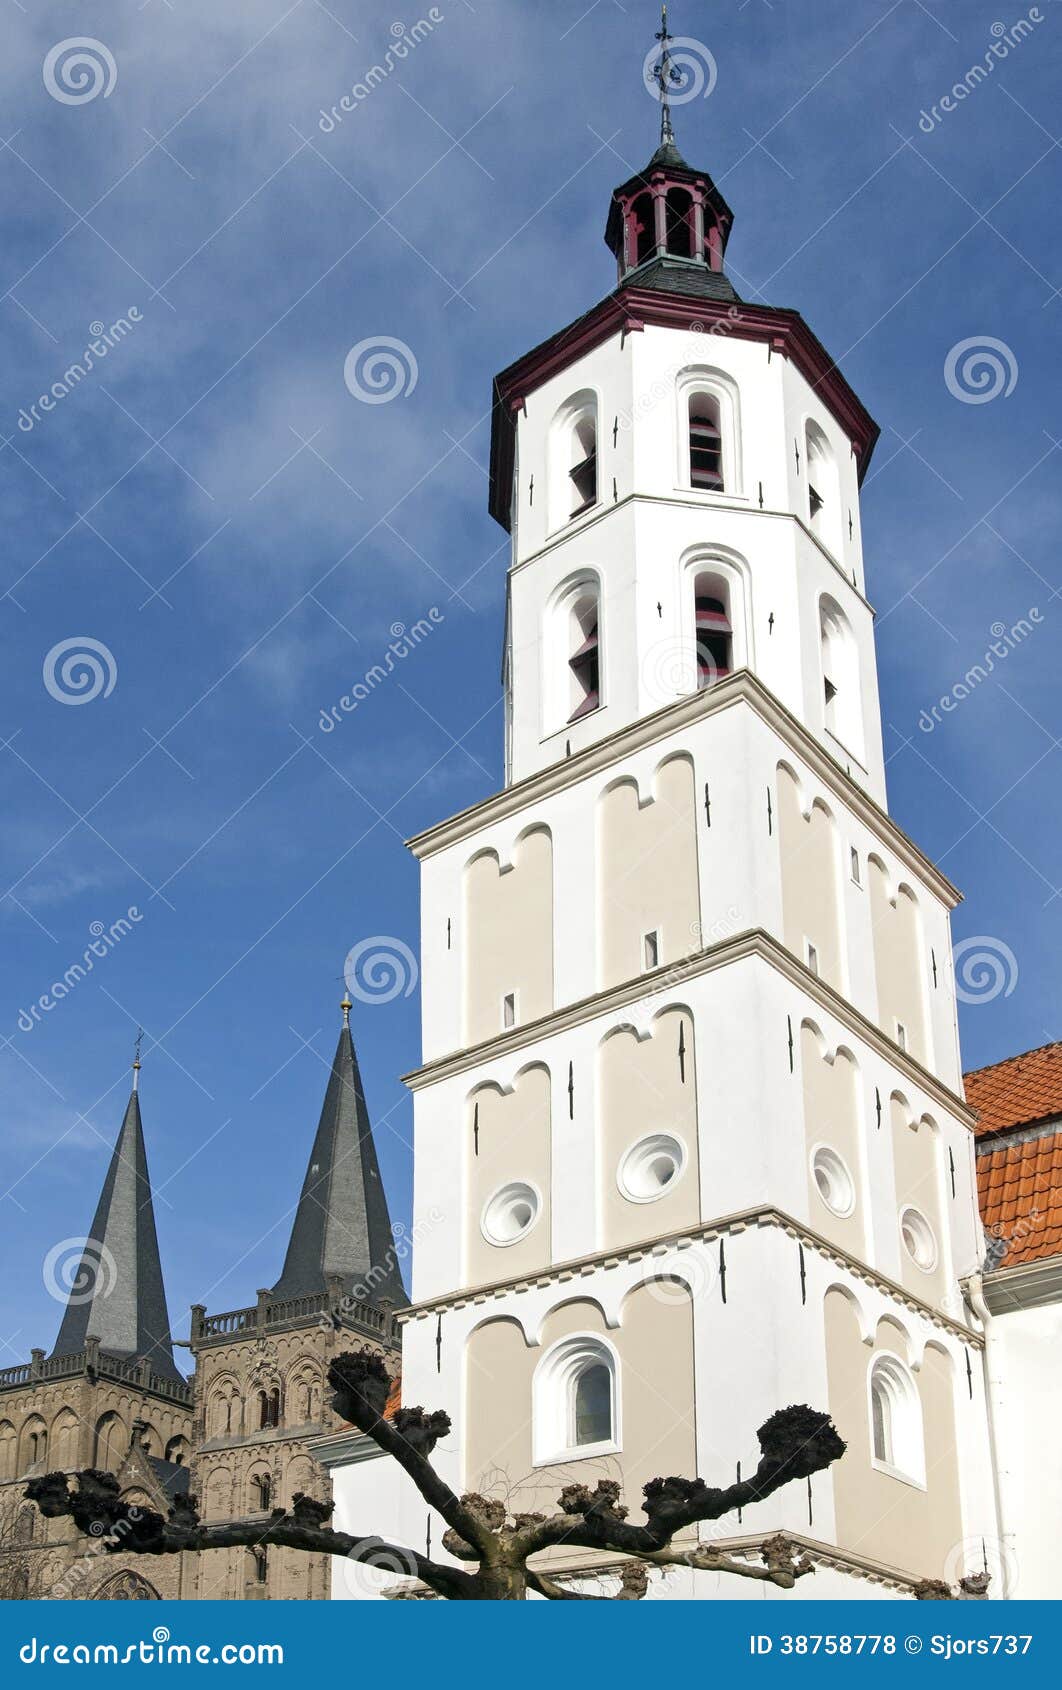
[977,1133,1062,1267]
[967,1040,1062,1268]
[965,1040,1062,1137]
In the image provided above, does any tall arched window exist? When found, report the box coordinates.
[688,393,723,490]
[250,1472,272,1512]
[819,596,863,758]
[694,570,733,687]
[567,589,600,721]
[868,1354,924,1484]
[804,420,842,556]
[533,1335,619,1462]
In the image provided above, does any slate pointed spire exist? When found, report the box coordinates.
[50,1056,182,1382]
[270,999,406,1308]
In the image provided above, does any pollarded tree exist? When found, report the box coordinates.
[27,1349,846,1601]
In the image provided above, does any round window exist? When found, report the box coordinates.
[619,1134,686,1203]
[811,1146,855,1217]
[900,1206,937,1272]
[482,1182,539,1246]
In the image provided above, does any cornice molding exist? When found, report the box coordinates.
[402,924,974,1129]
[488,292,880,527]
[399,1202,982,1348]
[404,670,962,913]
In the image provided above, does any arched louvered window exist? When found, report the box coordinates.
[568,411,597,518]
[804,419,842,555]
[694,572,733,687]
[567,590,601,721]
[688,393,723,490]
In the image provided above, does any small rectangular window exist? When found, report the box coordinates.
[896,1020,908,1052]
[805,940,819,977]
[502,993,516,1029]
[643,930,659,971]
[850,847,861,885]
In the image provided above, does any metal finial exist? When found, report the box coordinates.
[340,994,352,1029]
[132,1026,143,1090]
[653,5,681,148]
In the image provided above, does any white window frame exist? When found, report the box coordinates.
[548,390,600,536]
[867,1352,926,1489]
[850,846,861,885]
[805,938,820,977]
[532,1334,621,1465]
[502,991,517,1030]
[643,929,660,971]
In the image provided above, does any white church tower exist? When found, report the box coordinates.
[332,24,1000,1599]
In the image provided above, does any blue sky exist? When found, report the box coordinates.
[1,1,1059,1373]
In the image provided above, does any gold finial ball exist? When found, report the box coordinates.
[340,993,352,1025]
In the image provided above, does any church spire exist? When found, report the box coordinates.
[50,1062,182,1382]
[270,999,405,1308]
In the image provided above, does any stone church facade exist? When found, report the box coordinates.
[0,1001,402,1601]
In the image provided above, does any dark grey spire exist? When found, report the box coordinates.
[50,1075,182,1382]
[270,1002,405,1308]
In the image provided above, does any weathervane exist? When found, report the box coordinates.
[653,5,681,148]
[132,1026,143,1090]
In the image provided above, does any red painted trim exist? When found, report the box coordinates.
[489,289,880,529]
